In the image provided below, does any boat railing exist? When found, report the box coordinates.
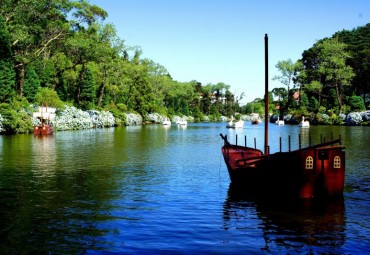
[221,132,345,154]
[235,154,269,166]
[297,138,345,152]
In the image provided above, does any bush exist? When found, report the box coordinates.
[104,103,127,126]
[346,112,362,126]
[34,87,64,109]
[348,95,366,111]
[0,103,33,134]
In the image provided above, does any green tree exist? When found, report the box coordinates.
[79,67,96,110]
[2,0,69,96]
[348,95,365,111]
[272,87,287,116]
[0,61,15,102]
[304,80,323,107]
[0,98,33,134]
[23,65,40,102]
[273,59,300,110]
[317,38,355,113]
[0,16,15,102]
[34,87,64,109]
[334,23,370,101]
[33,58,58,89]
[1,0,107,97]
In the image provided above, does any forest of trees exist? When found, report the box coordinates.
[0,0,369,134]
[246,24,370,124]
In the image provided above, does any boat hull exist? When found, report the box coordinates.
[34,125,53,135]
[221,144,345,199]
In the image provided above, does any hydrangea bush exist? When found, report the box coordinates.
[346,112,362,126]
[125,113,142,126]
[147,113,165,124]
[0,114,3,133]
[53,106,115,131]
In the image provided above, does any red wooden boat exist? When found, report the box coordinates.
[220,134,345,199]
[33,106,56,135]
[220,34,346,199]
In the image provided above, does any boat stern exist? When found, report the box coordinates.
[299,147,345,199]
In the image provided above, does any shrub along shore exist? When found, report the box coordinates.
[0,105,369,135]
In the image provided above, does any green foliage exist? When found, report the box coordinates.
[33,58,58,88]
[273,59,297,90]
[340,104,351,114]
[318,106,326,114]
[0,16,12,60]
[0,16,15,103]
[334,24,370,99]
[0,100,33,134]
[34,87,64,109]
[299,91,309,109]
[104,103,127,126]
[326,112,345,125]
[209,104,221,121]
[308,96,319,112]
[0,1,368,127]
[191,105,203,122]
[348,95,365,111]
[304,81,323,96]
[0,61,16,102]
[23,65,41,102]
[79,68,96,110]
[301,37,355,114]
[315,112,331,125]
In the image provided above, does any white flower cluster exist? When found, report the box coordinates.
[53,106,115,131]
[0,114,3,132]
[125,113,142,126]
[147,113,165,123]
[346,112,362,126]
[361,110,370,121]
[172,116,184,123]
[86,110,115,128]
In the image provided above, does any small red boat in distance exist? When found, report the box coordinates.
[33,106,56,135]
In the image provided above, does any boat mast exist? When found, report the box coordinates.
[264,34,269,155]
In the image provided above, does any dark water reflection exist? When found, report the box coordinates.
[224,184,346,254]
[0,123,369,254]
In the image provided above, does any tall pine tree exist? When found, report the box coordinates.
[79,67,96,110]
[0,16,15,102]
[23,65,41,102]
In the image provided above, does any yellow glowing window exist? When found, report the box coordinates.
[334,156,341,168]
[305,156,313,169]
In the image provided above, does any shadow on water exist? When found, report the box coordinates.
[223,183,346,254]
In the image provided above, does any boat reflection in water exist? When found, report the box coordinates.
[223,184,346,254]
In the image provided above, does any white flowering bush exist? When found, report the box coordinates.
[125,113,142,126]
[86,110,115,128]
[100,111,116,127]
[53,106,116,131]
[53,106,92,130]
[147,113,165,123]
[0,114,3,133]
[346,112,362,126]
[361,110,370,121]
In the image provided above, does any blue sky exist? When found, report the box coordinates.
[89,0,369,104]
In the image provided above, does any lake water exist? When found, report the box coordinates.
[0,122,369,254]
